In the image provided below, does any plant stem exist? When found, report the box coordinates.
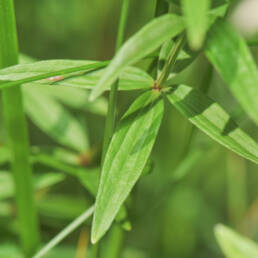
[33,205,95,258]
[101,0,130,163]
[0,0,39,256]
[99,224,124,258]
[156,34,185,87]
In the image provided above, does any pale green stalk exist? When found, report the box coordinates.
[0,0,39,256]
[33,206,95,258]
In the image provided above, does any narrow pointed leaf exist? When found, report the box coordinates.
[90,14,185,100]
[205,21,258,126]
[182,0,211,49]
[0,59,108,89]
[23,85,89,152]
[32,66,154,91]
[215,224,258,258]
[92,91,164,243]
[166,85,258,164]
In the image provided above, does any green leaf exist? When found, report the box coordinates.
[31,85,108,116]
[205,21,258,126]
[182,0,211,49]
[23,85,89,152]
[0,145,10,165]
[0,171,65,200]
[92,90,164,243]
[31,66,154,92]
[31,150,99,196]
[215,224,258,258]
[0,59,108,89]
[166,85,258,164]
[89,14,185,100]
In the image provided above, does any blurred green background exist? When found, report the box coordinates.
[0,0,258,257]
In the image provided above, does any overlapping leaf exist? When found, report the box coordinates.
[32,85,108,116]
[35,66,154,91]
[215,224,258,258]
[166,85,258,164]
[206,21,258,126]
[0,171,65,200]
[23,85,89,152]
[92,91,164,243]
[0,59,108,89]
[90,14,185,100]
[182,0,211,49]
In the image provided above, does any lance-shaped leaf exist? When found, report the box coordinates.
[166,85,258,164]
[32,66,154,92]
[215,224,258,258]
[0,59,109,89]
[91,91,164,243]
[182,0,211,49]
[23,85,89,152]
[205,21,258,126]
[89,14,185,100]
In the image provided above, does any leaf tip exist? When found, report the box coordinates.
[89,92,98,102]
[90,226,103,244]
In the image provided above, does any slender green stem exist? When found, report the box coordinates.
[156,34,185,87]
[99,224,124,258]
[33,205,95,258]
[0,0,39,256]
[101,0,130,163]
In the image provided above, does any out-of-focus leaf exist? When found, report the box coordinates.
[32,85,108,116]
[23,85,89,152]
[33,173,66,190]
[90,14,185,100]
[0,244,23,258]
[32,151,99,196]
[215,224,258,258]
[0,145,10,165]
[205,21,258,126]
[170,149,203,182]
[0,60,108,89]
[92,91,164,243]
[182,0,211,49]
[0,171,65,200]
[31,146,81,167]
[166,85,258,164]
[38,195,90,221]
[209,3,228,19]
